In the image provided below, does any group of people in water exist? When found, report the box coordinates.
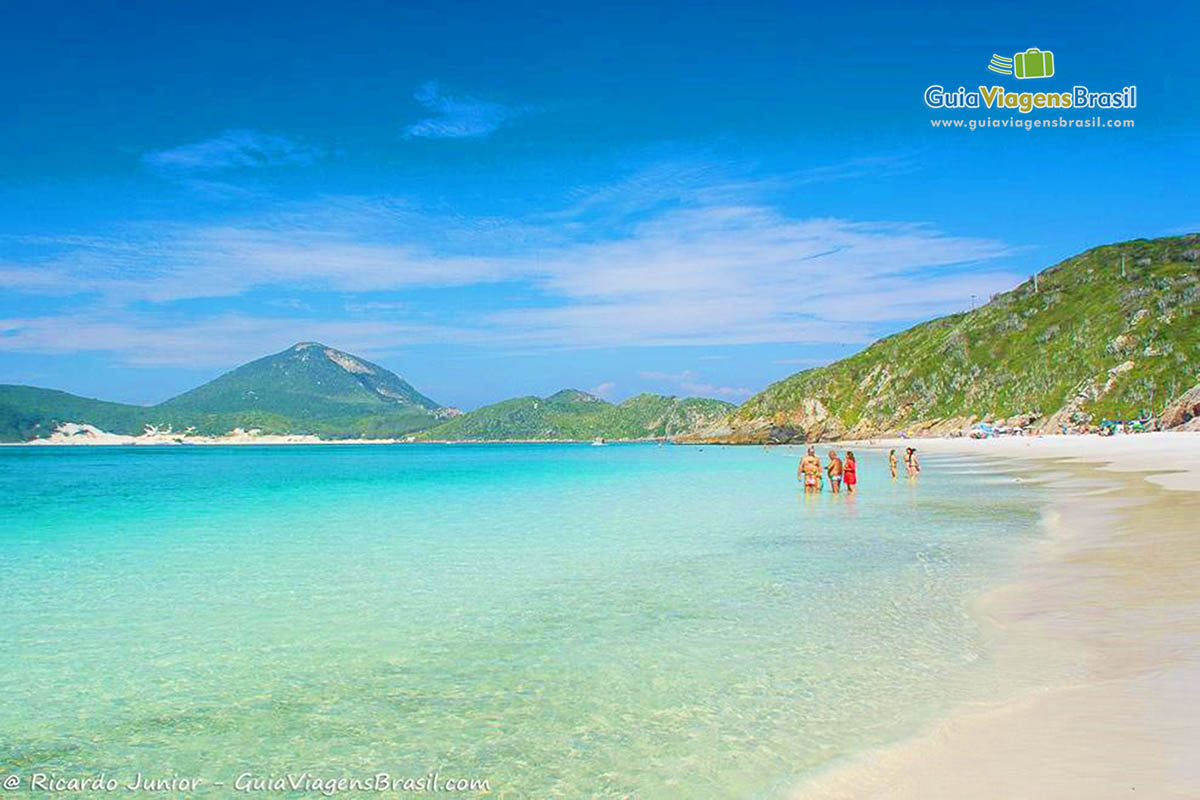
[797,446,920,493]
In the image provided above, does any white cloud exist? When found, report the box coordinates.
[773,357,824,366]
[639,370,695,381]
[404,82,528,139]
[143,130,321,172]
[637,370,751,400]
[266,298,312,311]
[0,265,81,295]
[0,312,472,367]
[343,300,411,314]
[0,158,1021,363]
[483,209,1015,347]
[588,381,617,399]
[680,381,752,399]
[4,223,518,303]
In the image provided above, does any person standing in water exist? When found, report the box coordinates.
[826,450,843,493]
[798,447,821,493]
[889,449,898,479]
[843,451,858,493]
[904,447,920,478]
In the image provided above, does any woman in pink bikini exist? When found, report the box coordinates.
[843,451,858,493]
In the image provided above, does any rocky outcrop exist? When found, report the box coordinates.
[323,347,375,375]
[1042,361,1135,431]
[717,398,848,443]
[1160,382,1200,429]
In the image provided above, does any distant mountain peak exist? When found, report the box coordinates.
[546,389,603,404]
[158,343,442,421]
[285,342,378,376]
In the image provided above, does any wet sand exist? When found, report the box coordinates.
[795,432,1200,799]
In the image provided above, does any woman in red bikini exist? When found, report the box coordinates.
[843,451,858,493]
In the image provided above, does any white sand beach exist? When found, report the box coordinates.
[796,432,1200,799]
[0,423,406,446]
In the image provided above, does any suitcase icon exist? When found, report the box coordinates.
[1013,48,1054,79]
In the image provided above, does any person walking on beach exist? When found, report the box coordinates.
[798,447,821,493]
[904,447,920,478]
[826,450,843,493]
[889,449,898,479]
[843,451,858,493]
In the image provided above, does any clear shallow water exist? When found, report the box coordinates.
[0,444,1042,797]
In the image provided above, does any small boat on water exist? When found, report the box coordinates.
[591,437,606,446]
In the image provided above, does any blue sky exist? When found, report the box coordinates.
[1,0,1196,408]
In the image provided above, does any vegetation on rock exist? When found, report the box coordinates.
[0,343,444,441]
[711,235,1199,443]
[418,390,735,441]
[0,345,732,442]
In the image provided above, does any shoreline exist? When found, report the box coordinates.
[6,425,1198,448]
[0,429,672,446]
[792,432,1200,799]
[0,436,663,446]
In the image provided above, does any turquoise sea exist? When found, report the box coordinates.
[1,444,1042,797]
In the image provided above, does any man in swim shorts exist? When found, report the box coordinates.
[826,450,843,493]
[798,447,821,493]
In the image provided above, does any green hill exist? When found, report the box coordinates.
[0,386,148,442]
[0,343,448,441]
[419,390,735,441]
[156,342,443,437]
[0,344,735,443]
[701,234,1200,443]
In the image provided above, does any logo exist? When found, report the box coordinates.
[988,54,1014,75]
[923,48,1136,115]
[989,48,1055,79]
